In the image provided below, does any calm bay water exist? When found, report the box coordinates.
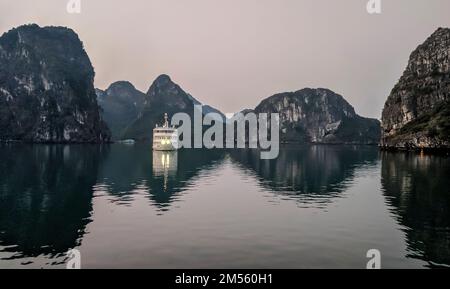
[0,144,449,269]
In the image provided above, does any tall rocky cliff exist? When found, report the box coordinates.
[381,28,450,149]
[254,88,381,144]
[0,24,110,143]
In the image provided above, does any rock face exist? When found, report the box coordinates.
[254,88,381,144]
[123,74,225,140]
[0,24,110,143]
[96,81,146,140]
[381,28,450,149]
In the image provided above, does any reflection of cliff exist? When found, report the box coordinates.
[0,145,103,259]
[230,145,379,203]
[97,145,225,209]
[381,152,450,268]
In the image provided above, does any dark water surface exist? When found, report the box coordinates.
[0,144,449,268]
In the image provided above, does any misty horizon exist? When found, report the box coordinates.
[1,0,450,119]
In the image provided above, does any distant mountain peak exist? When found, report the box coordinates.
[146,74,181,97]
[258,88,357,118]
[120,74,226,140]
[154,74,172,86]
[432,27,449,35]
[255,88,380,144]
[96,81,146,140]
[107,81,136,91]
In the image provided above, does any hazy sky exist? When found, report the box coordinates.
[1,0,450,118]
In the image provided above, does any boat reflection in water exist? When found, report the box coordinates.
[152,151,178,192]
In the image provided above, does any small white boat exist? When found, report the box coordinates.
[118,139,136,145]
[152,113,178,151]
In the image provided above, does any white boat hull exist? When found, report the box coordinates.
[152,143,177,151]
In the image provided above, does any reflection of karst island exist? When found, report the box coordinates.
[381,152,450,268]
[0,145,102,262]
[229,145,379,207]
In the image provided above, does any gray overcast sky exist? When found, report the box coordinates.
[1,0,450,119]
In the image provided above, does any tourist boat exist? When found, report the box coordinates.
[152,113,178,151]
[117,139,136,145]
